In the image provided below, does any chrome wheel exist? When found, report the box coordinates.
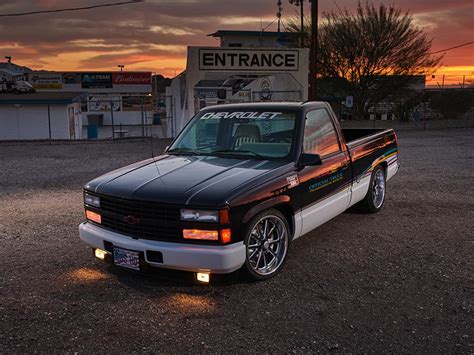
[372,169,386,209]
[246,215,288,276]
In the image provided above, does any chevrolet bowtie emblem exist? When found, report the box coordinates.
[123,215,140,225]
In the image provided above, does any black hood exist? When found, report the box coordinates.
[85,155,291,206]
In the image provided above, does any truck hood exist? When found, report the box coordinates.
[85,155,291,206]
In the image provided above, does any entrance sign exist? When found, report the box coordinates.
[199,49,299,71]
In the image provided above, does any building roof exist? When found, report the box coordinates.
[208,30,299,38]
[0,92,83,105]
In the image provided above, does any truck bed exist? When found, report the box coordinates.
[342,128,394,149]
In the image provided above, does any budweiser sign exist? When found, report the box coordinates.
[112,72,151,85]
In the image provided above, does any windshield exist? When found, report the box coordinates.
[168,110,297,159]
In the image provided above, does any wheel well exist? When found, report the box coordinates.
[379,161,388,174]
[273,204,294,237]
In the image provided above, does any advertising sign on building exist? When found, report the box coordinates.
[199,48,299,71]
[88,96,121,112]
[113,72,151,85]
[81,73,112,89]
[122,96,152,111]
[62,72,82,84]
[28,73,63,89]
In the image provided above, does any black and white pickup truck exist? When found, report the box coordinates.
[80,102,399,282]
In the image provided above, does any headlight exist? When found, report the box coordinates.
[180,209,218,222]
[84,193,100,208]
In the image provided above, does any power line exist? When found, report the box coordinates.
[430,41,474,54]
[263,17,279,31]
[0,0,143,18]
[333,0,344,16]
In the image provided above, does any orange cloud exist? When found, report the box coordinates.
[3,0,473,79]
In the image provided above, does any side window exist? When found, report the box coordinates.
[303,109,340,157]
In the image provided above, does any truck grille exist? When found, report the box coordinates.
[91,194,181,242]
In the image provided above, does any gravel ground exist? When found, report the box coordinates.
[0,130,473,353]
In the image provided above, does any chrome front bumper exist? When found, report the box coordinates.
[79,222,246,274]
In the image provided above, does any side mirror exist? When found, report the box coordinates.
[298,153,322,167]
[164,145,169,153]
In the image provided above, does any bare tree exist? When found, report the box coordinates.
[288,2,442,119]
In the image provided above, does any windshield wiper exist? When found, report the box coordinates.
[210,149,267,160]
[167,145,218,156]
[167,147,202,156]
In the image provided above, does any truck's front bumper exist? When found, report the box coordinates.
[79,222,246,274]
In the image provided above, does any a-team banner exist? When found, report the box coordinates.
[112,72,151,85]
[81,72,112,89]
[28,73,63,89]
[199,48,299,71]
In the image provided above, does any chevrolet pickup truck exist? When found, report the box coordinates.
[80,102,399,282]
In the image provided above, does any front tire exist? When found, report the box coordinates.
[357,165,386,213]
[242,209,290,281]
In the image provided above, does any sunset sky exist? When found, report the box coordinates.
[0,0,472,79]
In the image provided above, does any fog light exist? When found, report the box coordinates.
[196,272,210,284]
[94,249,107,260]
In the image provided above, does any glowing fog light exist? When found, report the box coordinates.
[196,272,210,283]
[94,249,107,260]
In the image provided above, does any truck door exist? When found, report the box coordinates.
[297,108,351,236]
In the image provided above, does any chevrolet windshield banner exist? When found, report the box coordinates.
[201,112,283,120]
[199,49,299,71]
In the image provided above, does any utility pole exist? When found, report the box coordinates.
[300,1,304,47]
[277,1,282,33]
[289,0,305,47]
[309,0,318,100]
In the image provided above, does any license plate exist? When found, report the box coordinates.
[113,248,140,271]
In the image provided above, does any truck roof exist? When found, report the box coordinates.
[199,101,328,112]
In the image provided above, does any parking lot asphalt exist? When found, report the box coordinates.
[1,129,473,353]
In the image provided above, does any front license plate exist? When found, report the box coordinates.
[113,248,140,271]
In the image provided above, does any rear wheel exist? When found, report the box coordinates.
[356,165,386,213]
[242,209,290,281]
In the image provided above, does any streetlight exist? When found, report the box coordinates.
[117,65,125,71]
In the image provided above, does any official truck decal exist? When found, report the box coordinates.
[309,172,344,193]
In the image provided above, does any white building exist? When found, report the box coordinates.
[0,92,82,140]
[0,61,157,139]
[165,30,309,137]
[24,71,153,129]
[209,30,298,48]
[0,62,32,81]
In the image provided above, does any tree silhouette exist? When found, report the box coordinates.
[287,2,442,119]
